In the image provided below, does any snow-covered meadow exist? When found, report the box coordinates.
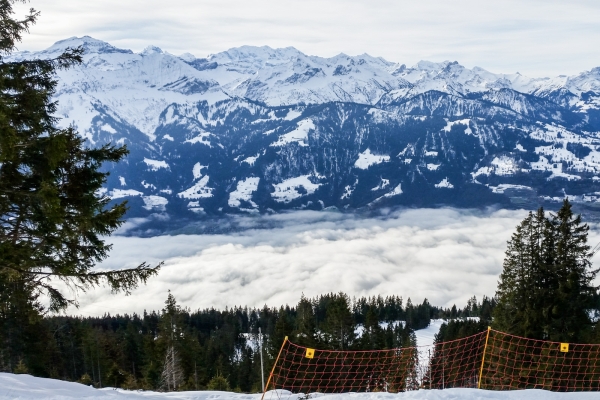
[1,373,599,400]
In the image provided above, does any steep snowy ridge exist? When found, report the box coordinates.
[9,37,600,228]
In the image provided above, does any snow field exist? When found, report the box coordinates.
[434,179,453,189]
[271,119,315,147]
[355,149,391,170]
[229,178,260,209]
[272,175,322,203]
[177,176,214,200]
[1,373,598,399]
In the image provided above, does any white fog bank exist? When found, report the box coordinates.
[64,208,600,316]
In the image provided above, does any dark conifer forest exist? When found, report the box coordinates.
[0,292,494,391]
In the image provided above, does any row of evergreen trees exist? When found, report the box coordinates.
[0,291,491,391]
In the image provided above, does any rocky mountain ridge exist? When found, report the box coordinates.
[9,36,600,232]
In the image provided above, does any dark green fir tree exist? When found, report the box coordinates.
[293,294,317,347]
[0,0,161,312]
[493,201,598,341]
[0,0,160,373]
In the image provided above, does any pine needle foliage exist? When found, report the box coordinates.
[493,200,599,341]
[0,0,160,312]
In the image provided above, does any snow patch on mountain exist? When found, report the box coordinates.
[491,156,518,176]
[354,149,390,169]
[284,110,302,120]
[101,124,117,134]
[142,196,168,211]
[178,176,213,199]
[442,118,472,135]
[370,183,403,205]
[141,181,156,190]
[384,184,403,197]
[228,177,260,209]
[110,189,143,199]
[472,166,492,179]
[341,179,359,200]
[242,154,260,166]
[435,178,454,189]
[192,163,207,180]
[490,184,534,194]
[271,119,314,147]
[184,131,212,146]
[143,158,170,171]
[371,178,390,191]
[272,175,321,203]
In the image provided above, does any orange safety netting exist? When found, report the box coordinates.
[262,328,600,399]
[481,329,600,391]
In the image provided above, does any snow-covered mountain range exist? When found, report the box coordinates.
[10,36,600,229]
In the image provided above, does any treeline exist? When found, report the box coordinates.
[0,291,492,391]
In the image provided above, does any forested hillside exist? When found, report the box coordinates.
[0,292,493,391]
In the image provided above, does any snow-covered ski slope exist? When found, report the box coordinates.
[1,373,598,399]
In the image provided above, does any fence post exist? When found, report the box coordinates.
[478,327,492,389]
[259,328,265,392]
[261,336,288,400]
[428,349,432,390]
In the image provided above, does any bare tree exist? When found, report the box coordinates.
[160,344,184,391]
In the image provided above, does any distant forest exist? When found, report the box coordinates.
[1,292,495,391]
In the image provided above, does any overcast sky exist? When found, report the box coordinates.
[13,0,600,77]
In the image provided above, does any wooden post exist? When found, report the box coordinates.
[478,327,492,390]
[260,336,288,400]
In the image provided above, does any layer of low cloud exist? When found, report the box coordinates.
[13,0,600,76]
[60,208,600,317]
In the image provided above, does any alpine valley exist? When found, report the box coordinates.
[11,37,600,232]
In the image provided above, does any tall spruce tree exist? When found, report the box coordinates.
[321,293,355,350]
[293,294,317,347]
[493,200,598,341]
[549,200,598,341]
[0,0,160,313]
[159,292,185,391]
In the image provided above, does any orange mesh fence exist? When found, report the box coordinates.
[427,330,488,389]
[481,329,600,391]
[262,329,600,398]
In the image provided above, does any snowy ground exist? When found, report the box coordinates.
[1,373,599,399]
[415,320,446,349]
[414,319,446,377]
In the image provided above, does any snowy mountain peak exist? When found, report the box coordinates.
[47,36,132,55]
[208,45,307,71]
[414,60,452,72]
[10,37,600,224]
[178,52,196,62]
[141,45,164,56]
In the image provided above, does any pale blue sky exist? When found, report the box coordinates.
[15,0,600,80]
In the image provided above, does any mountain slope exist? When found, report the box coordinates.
[9,36,600,229]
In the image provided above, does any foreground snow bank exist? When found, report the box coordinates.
[1,373,599,400]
